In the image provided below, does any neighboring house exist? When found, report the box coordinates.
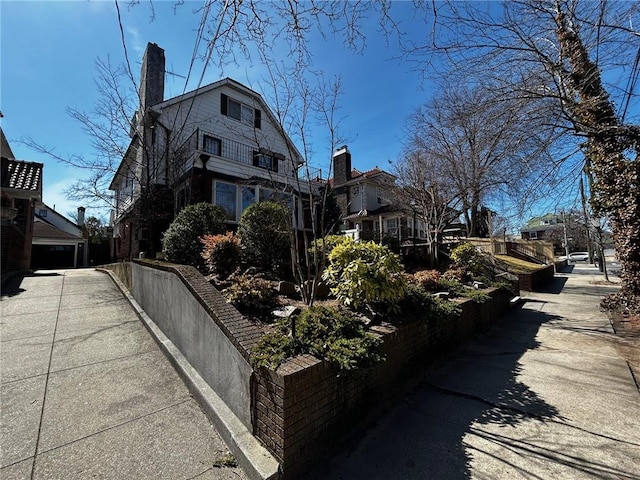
[32,204,88,269]
[109,43,310,260]
[331,146,425,247]
[520,213,566,252]
[520,213,564,241]
[1,128,43,274]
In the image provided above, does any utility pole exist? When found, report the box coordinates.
[561,210,570,259]
[579,176,594,263]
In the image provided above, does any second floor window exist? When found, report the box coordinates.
[221,93,262,128]
[203,135,221,155]
[253,153,279,172]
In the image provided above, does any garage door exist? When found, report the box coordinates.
[31,245,75,269]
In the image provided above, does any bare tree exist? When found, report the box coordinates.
[255,54,347,305]
[393,147,461,265]
[20,57,134,210]
[404,0,640,309]
[399,81,556,238]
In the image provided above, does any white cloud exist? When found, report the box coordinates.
[127,25,144,57]
[43,178,81,221]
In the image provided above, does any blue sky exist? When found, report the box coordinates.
[1,1,427,221]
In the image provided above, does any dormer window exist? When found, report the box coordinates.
[221,93,262,128]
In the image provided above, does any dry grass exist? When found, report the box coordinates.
[494,255,548,273]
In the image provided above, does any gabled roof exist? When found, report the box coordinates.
[108,135,139,191]
[33,218,83,240]
[153,77,303,164]
[35,203,83,232]
[329,166,396,187]
[1,157,43,199]
[351,166,395,181]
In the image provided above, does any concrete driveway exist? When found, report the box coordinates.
[1,269,246,480]
[310,263,640,479]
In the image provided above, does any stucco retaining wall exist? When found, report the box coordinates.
[107,260,261,430]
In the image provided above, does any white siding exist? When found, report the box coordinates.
[159,86,298,181]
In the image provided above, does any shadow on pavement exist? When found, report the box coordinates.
[308,304,630,479]
[1,271,63,298]
[1,273,28,297]
[558,264,575,273]
[535,276,568,294]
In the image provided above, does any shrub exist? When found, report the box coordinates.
[409,269,442,291]
[442,267,467,282]
[238,201,290,275]
[309,235,348,263]
[396,284,461,323]
[200,232,241,278]
[436,277,467,296]
[431,295,462,320]
[162,203,226,269]
[462,289,491,303]
[322,238,407,312]
[251,306,383,371]
[436,278,491,303]
[396,283,436,321]
[222,274,279,318]
[450,242,488,279]
[250,330,294,369]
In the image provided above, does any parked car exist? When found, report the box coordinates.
[568,252,589,262]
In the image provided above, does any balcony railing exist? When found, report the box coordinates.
[114,194,135,221]
[174,128,308,181]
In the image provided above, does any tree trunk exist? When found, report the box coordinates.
[555,6,640,309]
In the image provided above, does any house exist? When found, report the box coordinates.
[31,204,88,269]
[520,213,564,241]
[1,129,43,274]
[520,213,569,253]
[331,146,425,249]
[109,43,310,260]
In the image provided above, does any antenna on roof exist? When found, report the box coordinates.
[135,61,186,79]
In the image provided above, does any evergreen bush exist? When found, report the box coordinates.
[162,203,226,269]
[238,201,290,275]
[251,306,383,371]
[322,238,407,312]
[222,274,279,318]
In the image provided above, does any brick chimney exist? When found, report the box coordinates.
[77,206,85,227]
[332,145,351,186]
[139,43,165,112]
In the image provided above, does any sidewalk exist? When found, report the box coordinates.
[1,269,246,480]
[311,263,640,479]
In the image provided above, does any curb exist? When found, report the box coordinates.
[98,268,280,480]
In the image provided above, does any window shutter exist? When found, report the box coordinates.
[221,93,228,115]
[253,152,259,167]
[273,158,278,173]
[254,108,261,129]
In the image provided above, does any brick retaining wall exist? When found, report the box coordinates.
[518,264,555,291]
[253,288,512,478]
